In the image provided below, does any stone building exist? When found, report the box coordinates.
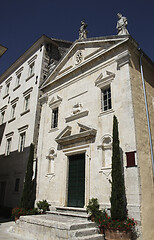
[0,35,72,208]
[36,34,154,239]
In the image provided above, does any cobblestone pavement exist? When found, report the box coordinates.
[0,218,33,240]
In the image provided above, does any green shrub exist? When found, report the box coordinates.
[26,208,39,215]
[86,198,101,219]
[36,200,50,213]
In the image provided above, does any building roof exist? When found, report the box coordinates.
[0,35,72,83]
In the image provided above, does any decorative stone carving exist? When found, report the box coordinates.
[79,20,88,40]
[116,13,129,35]
[48,59,56,73]
[75,50,83,65]
[49,95,62,109]
[55,124,96,148]
[116,50,130,69]
[72,103,82,115]
[98,134,112,169]
[46,148,57,175]
[102,135,112,150]
[95,71,115,89]
[46,148,57,160]
[66,110,88,123]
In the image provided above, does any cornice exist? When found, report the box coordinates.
[55,129,97,146]
[0,35,71,84]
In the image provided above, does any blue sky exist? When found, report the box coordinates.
[0,0,154,75]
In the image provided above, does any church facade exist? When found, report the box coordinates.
[36,35,154,239]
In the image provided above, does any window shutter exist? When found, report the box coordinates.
[126,151,136,167]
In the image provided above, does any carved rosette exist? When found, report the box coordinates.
[75,50,83,65]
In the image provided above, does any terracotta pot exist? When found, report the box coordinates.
[100,227,105,235]
[15,216,19,222]
[105,229,131,240]
[91,215,95,222]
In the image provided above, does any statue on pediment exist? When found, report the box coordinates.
[117,13,129,35]
[79,20,88,40]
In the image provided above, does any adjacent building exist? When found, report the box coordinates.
[0,35,72,208]
[36,35,154,239]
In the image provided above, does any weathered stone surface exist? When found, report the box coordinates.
[13,211,104,240]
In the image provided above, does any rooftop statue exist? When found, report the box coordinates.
[117,13,129,35]
[79,20,88,40]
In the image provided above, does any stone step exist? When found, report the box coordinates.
[70,222,97,230]
[75,233,104,240]
[47,210,88,220]
[13,214,104,240]
[75,227,99,237]
[56,206,88,216]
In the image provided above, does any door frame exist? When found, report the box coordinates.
[67,153,85,208]
[63,145,91,208]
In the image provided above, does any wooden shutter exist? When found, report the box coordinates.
[126,151,136,167]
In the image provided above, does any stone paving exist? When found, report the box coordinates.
[0,218,33,240]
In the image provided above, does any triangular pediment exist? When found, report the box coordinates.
[55,123,97,147]
[49,95,62,108]
[95,70,115,88]
[41,35,129,89]
[56,126,72,140]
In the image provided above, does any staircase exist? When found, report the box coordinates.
[47,207,104,239]
[13,207,104,240]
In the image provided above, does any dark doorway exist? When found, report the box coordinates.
[0,181,6,206]
[68,153,85,208]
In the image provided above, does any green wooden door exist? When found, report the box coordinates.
[68,154,85,208]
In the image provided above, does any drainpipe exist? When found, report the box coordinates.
[139,49,154,176]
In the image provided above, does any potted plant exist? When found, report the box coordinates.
[36,200,50,214]
[12,207,27,222]
[86,198,100,222]
[98,211,137,239]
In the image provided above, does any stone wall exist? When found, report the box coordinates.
[129,49,154,240]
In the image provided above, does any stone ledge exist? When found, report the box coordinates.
[20,109,30,116]
[13,84,21,91]
[65,110,89,122]
[8,117,16,123]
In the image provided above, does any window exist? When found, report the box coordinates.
[19,132,26,152]
[51,107,58,128]
[29,62,35,77]
[126,151,136,167]
[14,178,20,192]
[24,95,30,112]
[5,138,12,156]
[16,73,21,86]
[11,104,16,119]
[5,82,10,95]
[102,87,112,111]
[0,111,5,124]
